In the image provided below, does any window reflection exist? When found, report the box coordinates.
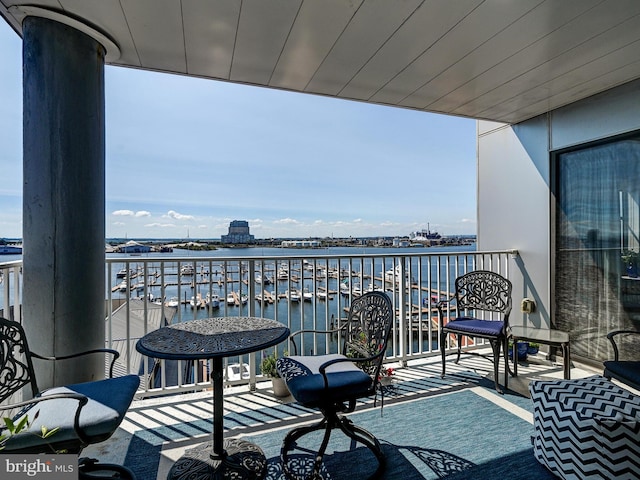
[556,137,640,363]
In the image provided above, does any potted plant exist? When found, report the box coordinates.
[260,352,289,397]
[508,341,529,361]
[378,366,395,386]
[527,342,540,355]
[622,249,639,277]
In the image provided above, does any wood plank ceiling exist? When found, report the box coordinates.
[2,0,640,124]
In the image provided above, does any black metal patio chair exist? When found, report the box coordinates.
[437,270,512,393]
[603,329,640,391]
[0,317,139,479]
[276,291,394,480]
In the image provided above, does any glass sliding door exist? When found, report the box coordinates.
[555,135,640,363]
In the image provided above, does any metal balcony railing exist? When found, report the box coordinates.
[0,249,519,399]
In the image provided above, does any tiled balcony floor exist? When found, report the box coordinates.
[84,351,601,479]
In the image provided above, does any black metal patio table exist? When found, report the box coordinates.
[136,316,289,480]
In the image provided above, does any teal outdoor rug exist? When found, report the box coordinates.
[123,383,555,479]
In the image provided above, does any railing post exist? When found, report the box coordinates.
[2,266,10,320]
[398,256,407,364]
[248,260,257,391]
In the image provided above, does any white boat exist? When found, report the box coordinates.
[190,293,207,309]
[365,283,383,293]
[302,288,313,301]
[180,265,194,276]
[277,268,289,281]
[116,268,134,278]
[317,290,328,300]
[285,289,301,302]
[226,293,235,305]
[165,296,179,308]
[206,292,221,308]
[226,292,248,306]
[385,264,410,283]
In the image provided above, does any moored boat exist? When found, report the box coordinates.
[285,289,301,302]
[206,292,221,308]
[180,265,194,276]
[0,241,22,255]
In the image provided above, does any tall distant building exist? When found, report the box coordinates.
[221,220,255,244]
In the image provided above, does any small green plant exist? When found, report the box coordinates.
[0,413,60,451]
[622,249,639,266]
[261,352,283,378]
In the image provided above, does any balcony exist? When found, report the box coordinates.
[81,351,597,479]
[2,248,601,478]
[1,249,520,396]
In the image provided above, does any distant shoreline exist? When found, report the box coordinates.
[105,235,476,251]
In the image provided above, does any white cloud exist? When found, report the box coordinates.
[165,210,194,221]
[112,209,151,217]
[144,223,176,228]
[274,218,300,225]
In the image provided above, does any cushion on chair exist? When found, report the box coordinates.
[277,355,373,407]
[603,360,640,390]
[443,317,504,337]
[6,374,140,452]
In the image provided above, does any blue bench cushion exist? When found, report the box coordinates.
[7,374,139,451]
[444,317,504,337]
[277,355,373,407]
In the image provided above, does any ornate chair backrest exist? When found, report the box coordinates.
[0,317,39,404]
[454,270,512,322]
[342,291,394,382]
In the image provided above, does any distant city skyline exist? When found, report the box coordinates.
[0,20,477,240]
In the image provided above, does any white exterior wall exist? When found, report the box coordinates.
[477,79,640,330]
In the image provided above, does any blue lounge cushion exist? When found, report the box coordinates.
[444,317,504,337]
[277,355,373,407]
[6,374,139,451]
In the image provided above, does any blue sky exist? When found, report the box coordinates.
[0,20,477,240]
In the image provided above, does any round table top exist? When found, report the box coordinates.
[135,316,290,360]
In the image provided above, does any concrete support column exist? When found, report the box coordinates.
[22,16,105,389]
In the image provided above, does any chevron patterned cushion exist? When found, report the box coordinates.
[529,375,640,480]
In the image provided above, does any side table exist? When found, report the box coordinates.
[509,325,571,379]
